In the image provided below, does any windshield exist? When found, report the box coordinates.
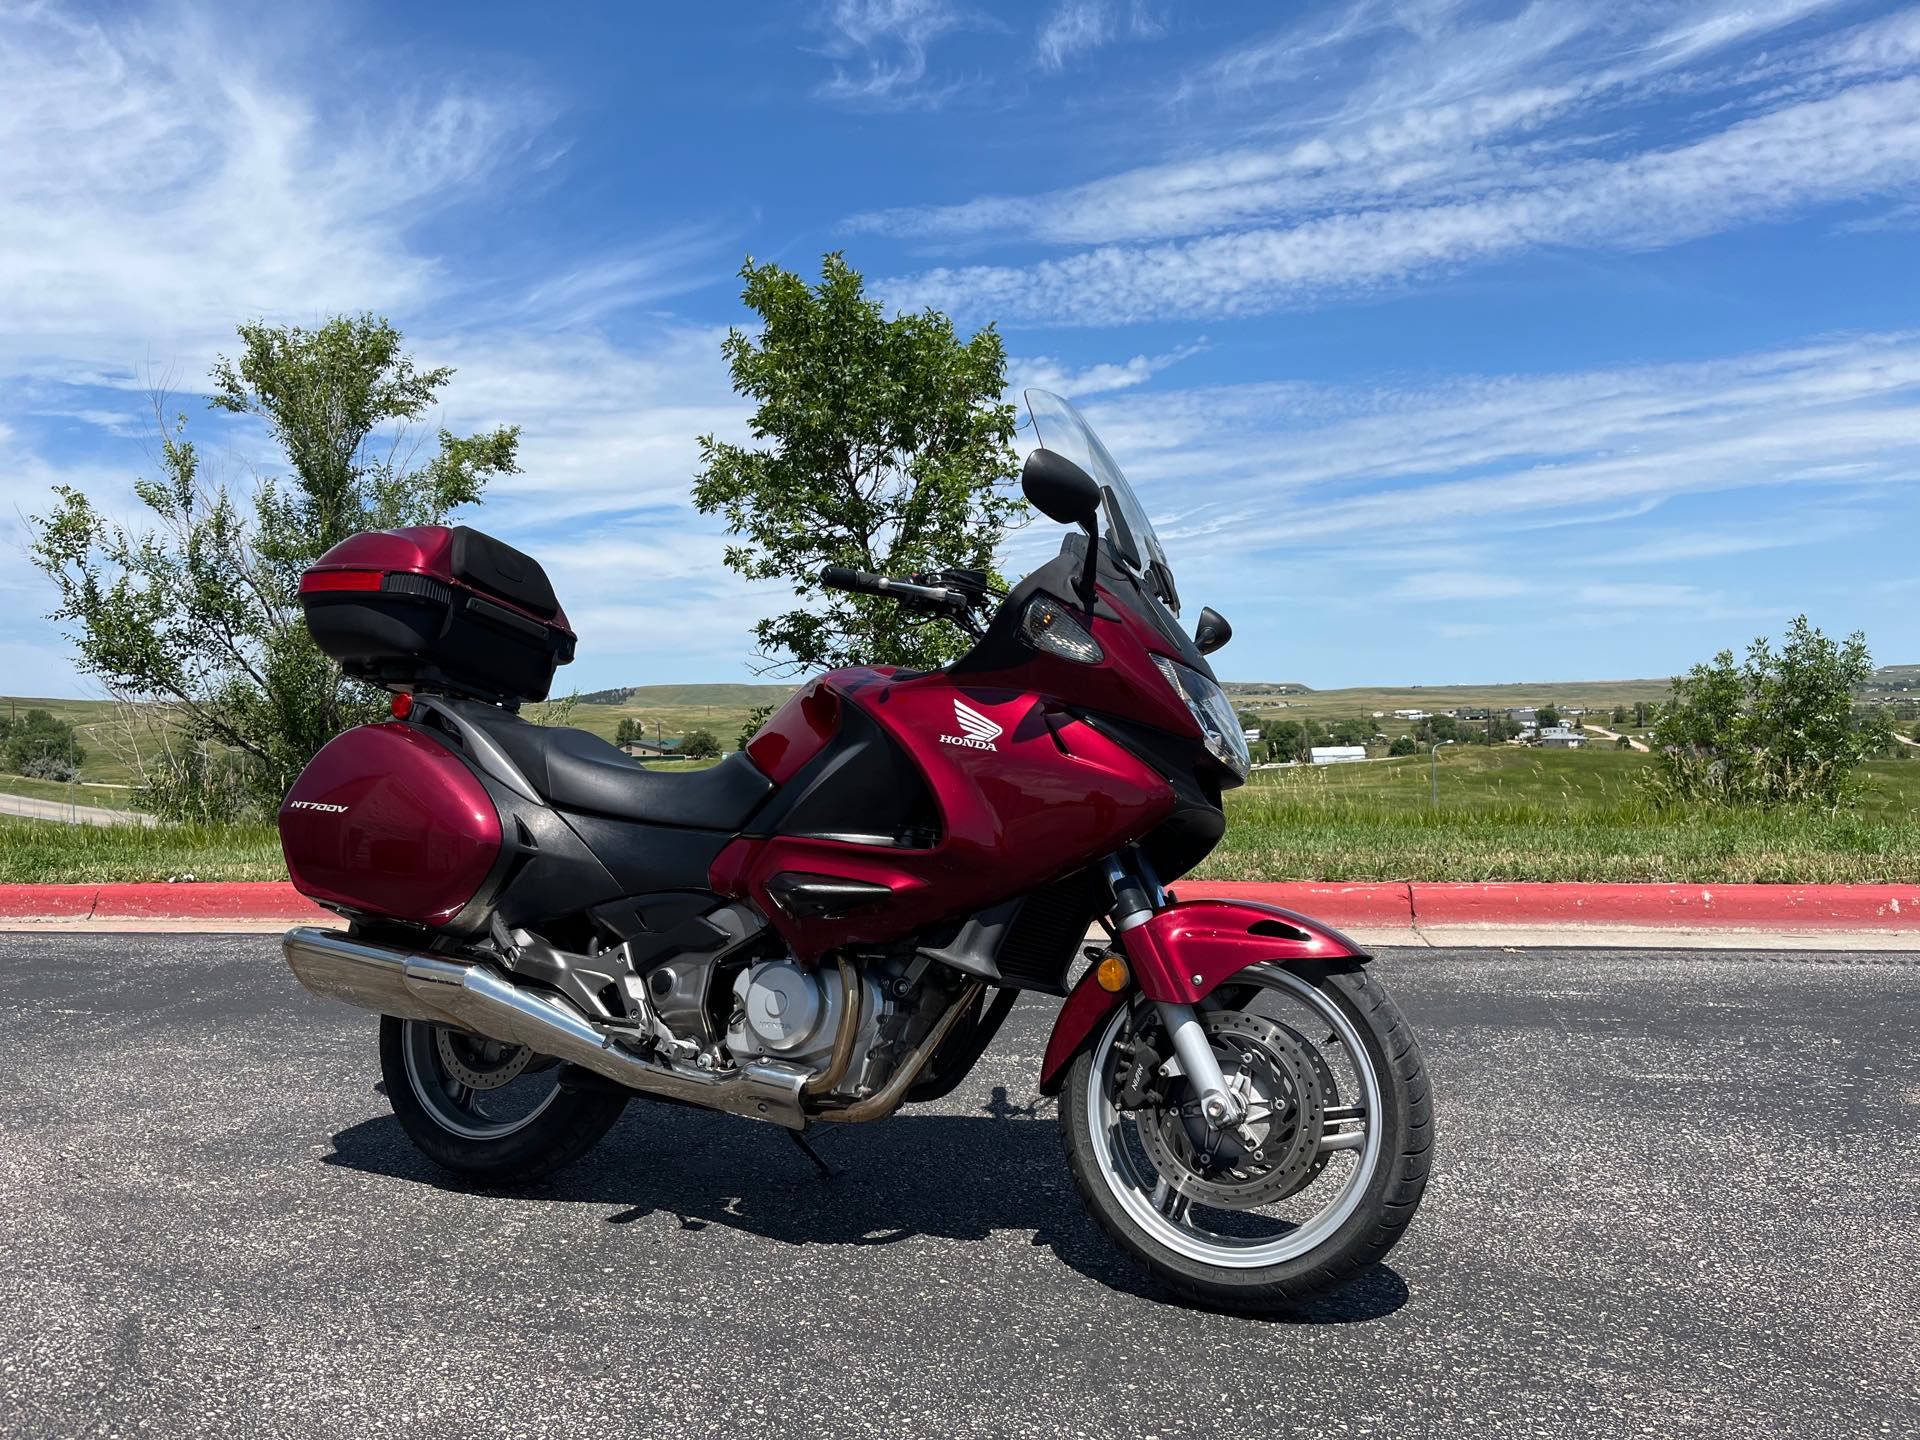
[1025,389,1179,615]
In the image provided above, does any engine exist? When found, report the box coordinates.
[725,958,903,1100]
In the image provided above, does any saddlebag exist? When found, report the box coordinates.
[299,525,575,703]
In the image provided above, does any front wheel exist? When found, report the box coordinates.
[379,1016,628,1185]
[1060,961,1431,1313]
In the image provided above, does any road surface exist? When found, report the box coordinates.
[0,790,153,827]
[0,934,1914,1438]
[1580,723,1650,751]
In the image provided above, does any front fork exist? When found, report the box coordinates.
[1101,853,1245,1129]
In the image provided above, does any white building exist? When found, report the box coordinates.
[1537,726,1585,749]
[1310,745,1368,765]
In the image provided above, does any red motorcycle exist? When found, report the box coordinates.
[279,390,1431,1311]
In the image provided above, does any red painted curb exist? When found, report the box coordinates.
[1181,881,1920,930]
[0,882,329,922]
[1407,882,1920,929]
[1178,882,1414,926]
[0,880,1915,930]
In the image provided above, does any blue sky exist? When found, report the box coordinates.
[3,0,1918,696]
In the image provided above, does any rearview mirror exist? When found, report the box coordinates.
[1194,606,1232,655]
[1022,448,1102,529]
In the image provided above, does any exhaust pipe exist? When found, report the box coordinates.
[282,926,811,1129]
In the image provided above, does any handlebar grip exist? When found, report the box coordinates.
[820,565,890,597]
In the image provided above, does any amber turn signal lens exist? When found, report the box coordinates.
[1095,954,1130,992]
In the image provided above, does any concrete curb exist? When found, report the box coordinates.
[1,879,1917,937]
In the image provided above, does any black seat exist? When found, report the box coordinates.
[437,699,773,830]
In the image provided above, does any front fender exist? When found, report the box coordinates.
[1037,899,1369,1094]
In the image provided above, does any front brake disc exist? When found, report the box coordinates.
[1136,1010,1325,1210]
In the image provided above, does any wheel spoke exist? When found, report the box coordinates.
[1317,1130,1365,1155]
[1323,1105,1366,1123]
[1151,1177,1192,1223]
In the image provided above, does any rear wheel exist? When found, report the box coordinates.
[1060,961,1431,1313]
[379,1016,627,1184]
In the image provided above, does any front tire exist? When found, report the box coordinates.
[379,1016,628,1185]
[1060,961,1431,1313]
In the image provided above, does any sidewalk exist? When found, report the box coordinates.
[1,880,1916,947]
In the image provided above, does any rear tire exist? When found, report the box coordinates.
[1060,961,1431,1313]
[379,1015,627,1185]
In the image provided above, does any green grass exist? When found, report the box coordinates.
[1197,750,1920,884]
[0,817,282,884]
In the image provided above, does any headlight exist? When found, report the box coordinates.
[1021,596,1103,664]
[1150,655,1250,778]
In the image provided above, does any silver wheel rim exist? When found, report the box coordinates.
[1084,965,1384,1268]
[400,1019,561,1141]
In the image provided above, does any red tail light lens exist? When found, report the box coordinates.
[390,692,414,720]
[300,570,383,595]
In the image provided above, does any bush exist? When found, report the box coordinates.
[0,709,83,777]
[681,729,722,759]
[1388,735,1418,757]
[1646,616,1892,808]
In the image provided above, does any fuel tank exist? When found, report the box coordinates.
[280,723,501,928]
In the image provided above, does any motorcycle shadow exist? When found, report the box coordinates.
[325,1084,1408,1324]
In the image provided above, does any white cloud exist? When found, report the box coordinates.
[0,5,550,385]
[1007,342,1204,399]
[812,0,977,107]
[887,75,1920,323]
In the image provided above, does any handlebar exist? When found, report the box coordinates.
[819,565,968,610]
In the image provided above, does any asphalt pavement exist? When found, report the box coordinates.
[0,791,153,827]
[0,932,1914,1439]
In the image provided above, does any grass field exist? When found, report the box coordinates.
[1197,749,1920,884]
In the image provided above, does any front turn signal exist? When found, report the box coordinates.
[1094,953,1130,993]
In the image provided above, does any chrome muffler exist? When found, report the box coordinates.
[281,926,811,1129]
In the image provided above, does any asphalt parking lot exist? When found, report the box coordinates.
[1,933,1914,1439]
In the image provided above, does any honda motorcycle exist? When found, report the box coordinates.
[279,389,1431,1312]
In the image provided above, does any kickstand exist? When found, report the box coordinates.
[787,1129,836,1180]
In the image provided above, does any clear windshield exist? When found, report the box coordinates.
[1025,389,1179,615]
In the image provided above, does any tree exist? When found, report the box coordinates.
[1647,616,1893,808]
[1388,735,1418,757]
[1611,705,1629,725]
[0,709,84,781]
[31,315,519,819]
[1235,709,1262,735]
[692,254,1022,674]
[1262,719,1307,763]
[616,717,640,748]
[1536,705,1561,730]
[681,728,722,760]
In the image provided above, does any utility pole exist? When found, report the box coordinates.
[1430,740,1455,805]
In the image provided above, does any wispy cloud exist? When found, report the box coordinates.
[0,5,548,383]
[812,0,978,108]
[1007,342,1204,399]
[864,1,1920,323]
[1035,0,1159,73]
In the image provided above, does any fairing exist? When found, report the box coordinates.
[718,666,1174,959]
[1037,899,1371,1093]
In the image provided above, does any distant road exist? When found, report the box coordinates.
[1581,722,1650,751]
[0,791,155,827]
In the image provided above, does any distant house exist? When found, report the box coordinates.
[1310,745,1368,765]
[1392,708,1429,720]
[619,739,679,759]
[1509,707,1537,724]
[1537,727,1585,749]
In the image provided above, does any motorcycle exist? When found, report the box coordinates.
[278,389,1431,1312]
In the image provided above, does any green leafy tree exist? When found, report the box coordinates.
[30,315,519,819]
[1388,734,1418,757]
[1262,719,1307,763]
[1647,616,1893,808]
[1536,705,1561,730]
[692,254,1022,673]
[0,709,84,780]
[681,728,722,760]
[616,717,640,748]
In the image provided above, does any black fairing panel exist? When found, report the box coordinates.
[746,700,939,848]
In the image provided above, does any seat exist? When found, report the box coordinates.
[439,700,774,830]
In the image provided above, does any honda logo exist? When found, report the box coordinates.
[939,699,1002,752]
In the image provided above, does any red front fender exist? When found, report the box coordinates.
[1037,898,1370,1094]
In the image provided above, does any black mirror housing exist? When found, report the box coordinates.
[1194,606,1231,655]
[1022,448,1102,528]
